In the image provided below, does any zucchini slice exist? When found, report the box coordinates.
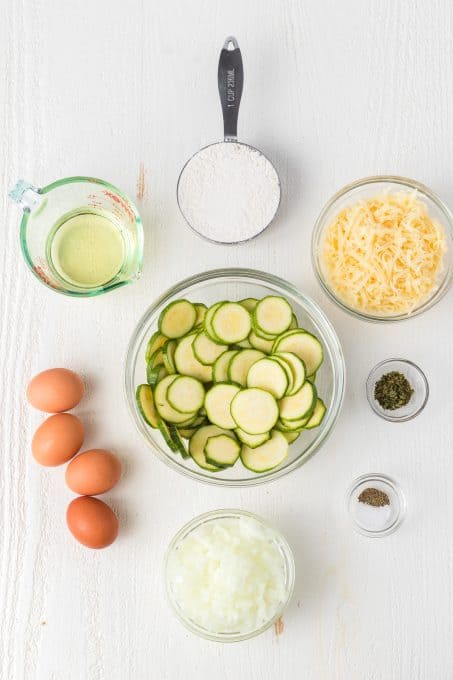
[278,381,316,421]
[169,424,190,458]
[194,303,208,325]
[204,301,226,343]
[248,330,274,354]
[228,349,265,386]
[213,350,238,383]
[211,302,252,343]
[235,428,270,449]
[253,296,293,336]
[274,351,306,395]
[154,375,197,424]
[149,347,165,369]
[268,354,294,394]
[205,434,240,467]
[279,415,310,430]
[272,330,323,376]
[145,332,167,362]
[304,398,326,429]
[147,362,167,387]
[177,427,198,439]
[158,419,179,451]
[282,430,301,444]
[158,300,197,339]
[189,425,235,471]
[289,314,298,329]
[167,375,205,414]
[204,383,241,429]
[174,333,213,383]
[136,384,159,428]
[239,297,258,312]
[240,431,288,472]
[246,357,288,399]
[193,331,228,365]
[230,388,279,435]
[162,340,177,374]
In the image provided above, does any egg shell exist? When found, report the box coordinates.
[66,496,119,549]
[32,413,84,467]
[27,368,85,413]
[65,449,122,496]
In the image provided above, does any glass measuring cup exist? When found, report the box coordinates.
[177,37,281,244]
[9,176,143,297]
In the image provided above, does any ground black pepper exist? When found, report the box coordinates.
[358,487,390,507]
[374,371,413,410]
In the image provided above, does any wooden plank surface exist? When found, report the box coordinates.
[1,1,453,678]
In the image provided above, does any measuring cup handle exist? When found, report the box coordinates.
[218,36,243,142]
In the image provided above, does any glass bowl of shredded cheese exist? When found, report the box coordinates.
[312,176,453,321]
[165,509,295,641]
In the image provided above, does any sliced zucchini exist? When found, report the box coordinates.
[253,296,293,336]
[149,347,164,369]
[162,340,177,374]
[174,333,213,383]
[205,434,240,467]
[240,431,288,472]
[169,425,190,457]
[278,381,316,421]
[167,375,205,414]
[304,398,326,429]
[193,331,228,365]
[145,332,167,362]
[228,349,265,386]
[251,323,277,341]
[211,302,251,344]
[248,330,274,354]
[189,425,234,471]
[158,299,197,339]
[274,351,306,396]
[158,419,179,451]
[213,349,238,383]
[239,297,258,312]
[177,427,198,439]
[289,314,298,330]
[194,303,208,325]
[230,388,279,435]
[282,430,301,444]
[204,301,226,343]
[147,362,167,387]
[279,415,310,430]
[154,375,197,424]
[272,330,323,376]
[136,384,159,428]
[236,337,253,349]
[246,357,288,399]
[204,383,241,429]
[235,428,270,449]
[267,354,293,393]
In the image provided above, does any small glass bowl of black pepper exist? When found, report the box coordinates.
[347,473,406,537]
[366,358,429,422]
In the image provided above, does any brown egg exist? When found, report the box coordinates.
[27,368,85,413]
[65,449,122,496]
[66,496,119,549]
[32,413,84,466]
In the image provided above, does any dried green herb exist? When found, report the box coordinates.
[358,487,390,507]
[374,371,413,410]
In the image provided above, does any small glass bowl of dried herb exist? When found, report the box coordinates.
[347,473,406,537]
[366,358,429,422]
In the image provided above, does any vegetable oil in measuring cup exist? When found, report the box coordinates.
[46,210,126,289]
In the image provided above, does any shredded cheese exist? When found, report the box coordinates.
[166,516,287,634]
[320,191,446,315]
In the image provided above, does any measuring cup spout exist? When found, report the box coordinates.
[9,180,42,212]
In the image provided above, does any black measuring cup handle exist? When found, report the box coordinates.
[218,36,244,141]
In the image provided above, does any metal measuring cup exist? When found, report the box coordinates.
[177,37,281,244]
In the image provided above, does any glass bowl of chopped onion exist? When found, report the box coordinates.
[125,268,345,487]
[164,509,295,641]
[312,175,453,322]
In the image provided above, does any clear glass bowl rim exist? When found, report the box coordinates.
[365,358,429,422]
[346,473,406,537]
[311,174,453,322]
[164,508,296,642]
[124,267,346,487]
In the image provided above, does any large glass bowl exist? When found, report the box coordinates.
[124,268,345,486]
[312,176,453,322]
[164,509,295,642]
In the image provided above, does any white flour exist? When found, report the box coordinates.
[177,142,280,243]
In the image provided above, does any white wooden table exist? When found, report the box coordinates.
[2,1,453,678]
